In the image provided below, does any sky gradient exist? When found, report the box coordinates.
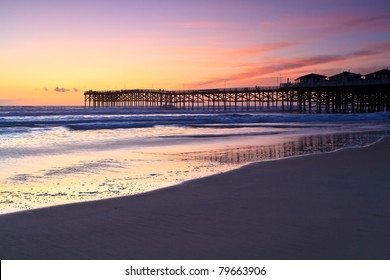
[1,0,390,105]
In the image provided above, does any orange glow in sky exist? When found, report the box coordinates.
[1,0,389,105]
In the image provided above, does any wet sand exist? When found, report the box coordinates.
[0,138,389,260]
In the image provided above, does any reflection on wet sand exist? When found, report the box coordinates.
[0,131,387,214]
[175,132,386,165]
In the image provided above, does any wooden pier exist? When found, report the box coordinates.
[84,74,390,113]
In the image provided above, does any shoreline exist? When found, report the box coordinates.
[0,130,386,216]
[0,137,390,259]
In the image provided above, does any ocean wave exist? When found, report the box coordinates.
[1,107,389,134]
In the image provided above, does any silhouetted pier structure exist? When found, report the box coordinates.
[84,69,390,113]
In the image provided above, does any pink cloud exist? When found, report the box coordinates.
[231,42,296,56]
[154,41,297,67]
[164,21,225,28]
[189,43,390,87]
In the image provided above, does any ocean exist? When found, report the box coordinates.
[1,106,390,214]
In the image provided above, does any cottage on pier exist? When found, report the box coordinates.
[365,69,390,83]
[295,73,327,86]
[329,71,363,83]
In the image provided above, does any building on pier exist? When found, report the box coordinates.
[295,73,327,85]
[329,71,363,83]
[365,69,390,83]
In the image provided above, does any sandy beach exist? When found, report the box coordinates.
[0,137,389,260]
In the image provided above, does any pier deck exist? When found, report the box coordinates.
[84,83,390,113]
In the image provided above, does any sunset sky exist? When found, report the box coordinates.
[1,0,389,105]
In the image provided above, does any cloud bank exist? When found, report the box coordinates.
[45,87,80,93]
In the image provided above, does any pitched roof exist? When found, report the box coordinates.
[365,69,390,77]
[295,73,327,80]
[329,71,362,79]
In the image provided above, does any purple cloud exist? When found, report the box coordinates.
[164,21,224,28]
[54,87,70,92]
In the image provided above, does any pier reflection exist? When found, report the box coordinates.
[177,132,387,165]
